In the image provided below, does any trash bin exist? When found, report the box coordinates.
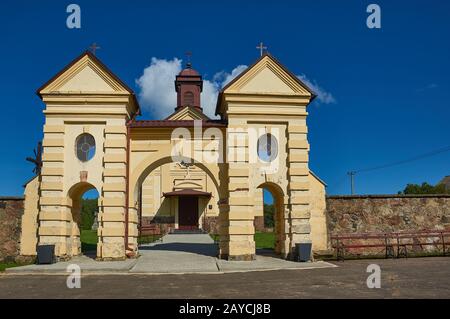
[36,245,55,264]
[295,243,312,262]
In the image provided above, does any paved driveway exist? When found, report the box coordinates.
[133,233,333,273]
[7,234,333,274]
[131,233,220,273]
[1,257,449,298]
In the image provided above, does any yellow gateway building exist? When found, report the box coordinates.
[20,51,328,261]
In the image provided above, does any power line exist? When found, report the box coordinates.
[354,145,450,174]
[346,145,450,194]
[328,174,348,192]
[348,171,355,194]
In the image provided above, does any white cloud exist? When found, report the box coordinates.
[136,58,247,119]
[135,57,182,119]
[297,74,336,104]
[212,65,248,88]
[201,65,248,118]
[201,80,221,119]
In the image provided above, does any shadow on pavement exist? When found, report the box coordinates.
[82,250,97,259]
[256,248,281,258]
[139,242,218,257]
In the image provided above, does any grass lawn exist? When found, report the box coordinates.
[0,260,34,272]
[80,229,163,252]
[210,232,275,250]
[138,235,163,245]
[254,232,275,249]
[0,262,20,272]
[80,229,98,252]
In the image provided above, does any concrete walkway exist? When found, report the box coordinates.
[131,233,219,273]
[6,234,335,274]
[5,255,137,274]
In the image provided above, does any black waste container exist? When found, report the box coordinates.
[36,245,55,264]
[295,243,312,262]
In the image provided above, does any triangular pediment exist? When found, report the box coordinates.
[166,106,209,120]
[38,52,131,95]
[223,55,313,96]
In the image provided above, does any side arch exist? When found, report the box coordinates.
[67,181,99,200]
[66,181,99,257]
[257,182,288,256]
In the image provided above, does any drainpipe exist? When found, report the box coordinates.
[125,111,138,257]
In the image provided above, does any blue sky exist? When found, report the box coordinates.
[0,0,449,197]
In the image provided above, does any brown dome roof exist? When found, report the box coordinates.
[179,63,200,76]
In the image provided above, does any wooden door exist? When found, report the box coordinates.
[178,196,198,230]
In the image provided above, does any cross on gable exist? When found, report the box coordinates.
[89,43,101,55]
[256,42,267,56]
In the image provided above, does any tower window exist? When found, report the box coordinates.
[257,133,278,162]
[184,91,194,106]
[75,133,96,162]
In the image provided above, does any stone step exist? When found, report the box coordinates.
[170,229,207,235]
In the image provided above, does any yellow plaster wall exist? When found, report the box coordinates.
[32,52,138,260]
[23,52,327,262]
[129,128,228,209]
[58,64,116,92]
[308,173,328,251]
[20,176,40,256]
[220,54,316,259]
[62,122,106,195]
[140,162,220,228]
[254,188,264,216]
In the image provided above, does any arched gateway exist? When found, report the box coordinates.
[19,51,327,261]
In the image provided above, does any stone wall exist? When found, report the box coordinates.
[326,195,450,233]
[0,197,24,262]
[140,216,175,234]
[203,216,220,234]
[325,194,450,256]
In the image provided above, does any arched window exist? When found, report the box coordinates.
[75,133,96,162]
[184,91,194,106]
[257,133,278,162]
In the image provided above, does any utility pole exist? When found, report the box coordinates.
[347,171,356,195]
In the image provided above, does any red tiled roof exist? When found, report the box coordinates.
[163,189,212,197]
[129,120,226,128]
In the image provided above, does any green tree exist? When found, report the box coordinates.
[263,204,275,228]
[80,198,98,230]
[399,182,449,195]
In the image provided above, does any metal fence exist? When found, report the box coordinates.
[331,230,450,260]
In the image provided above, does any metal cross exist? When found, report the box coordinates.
[89,43,101,55]
[256,42,267,56]
[26,141,43,175]
[185,51,192,67]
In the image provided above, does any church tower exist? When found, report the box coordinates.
[175,62,203,110]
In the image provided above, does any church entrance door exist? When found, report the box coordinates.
[178,196,199,230]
